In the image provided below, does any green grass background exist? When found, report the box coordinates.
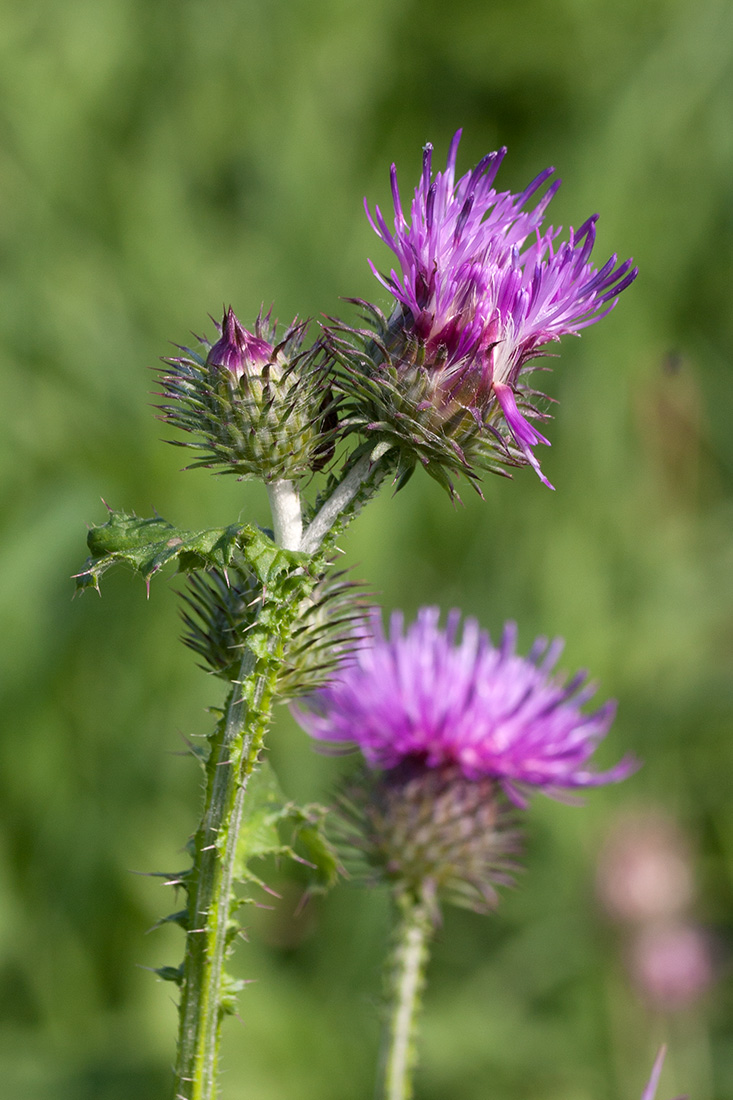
[1,0,732,1096]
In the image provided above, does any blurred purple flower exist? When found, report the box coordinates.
[630,923,715,1011]
[365,131,637,486]
[293,607,635,805]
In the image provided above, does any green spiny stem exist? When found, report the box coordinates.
[300,443,392,555]
[379,891,434,1100]
[171,442,392,1097]
[172,639,281,1100]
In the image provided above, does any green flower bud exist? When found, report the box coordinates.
[160,307,338,482]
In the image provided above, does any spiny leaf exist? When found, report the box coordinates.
[151,909,190,931]
[233,760,340,896]
[238,525,307,586]
[75,508,244,592]
[233,759,291,869]
[219,973,250,1016]
[288,818,341,895]
[75,507,308,593]
[155,965,184,986]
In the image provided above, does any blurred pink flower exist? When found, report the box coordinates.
[630,922,714,1011]
[596,812,695,924]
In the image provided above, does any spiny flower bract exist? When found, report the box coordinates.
[335,762,521,915]
[342,131,637,492]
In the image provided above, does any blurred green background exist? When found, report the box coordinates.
[1,0,732,1097]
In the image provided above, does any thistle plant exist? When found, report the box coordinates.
[75,131,637,1100]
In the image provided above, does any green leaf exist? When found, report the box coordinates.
[291,819,341,895]
[233,759,340,896]
[155,965,184,986]
[75,507,308,593]
[75,508,244,592]
[233,759,290,869]
[219,973,249,1016]
[239,525,306,586]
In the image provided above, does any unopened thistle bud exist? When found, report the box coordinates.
[160,307,337,482]
[206,306,272,378]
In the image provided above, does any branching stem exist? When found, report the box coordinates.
[172,442,393,1098]
[301,443,392,554]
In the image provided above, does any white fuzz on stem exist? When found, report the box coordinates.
[267,479,303,551]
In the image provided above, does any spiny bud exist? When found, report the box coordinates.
[338,762,520,917]
[179,567,263,681]
[160,307,338,482]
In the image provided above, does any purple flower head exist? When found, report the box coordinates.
[206,306,273,379]
[365,132,637,486]
[293,607,636,806]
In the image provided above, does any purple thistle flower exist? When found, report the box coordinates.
[365,131,637,487]
[293,607,635,805]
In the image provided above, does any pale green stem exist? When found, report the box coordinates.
[379,892,434,1100]
[300,442,392,555]
[266,479,302,551]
